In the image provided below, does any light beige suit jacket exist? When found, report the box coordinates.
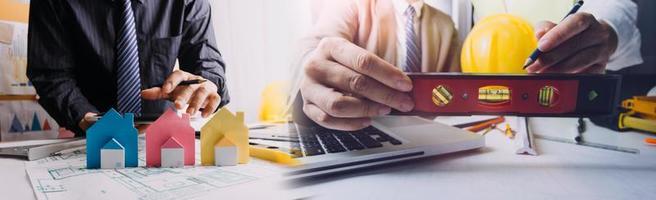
[301,0,461,72]
[289,0,460,104]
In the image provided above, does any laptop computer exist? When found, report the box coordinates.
[285,95,485,179]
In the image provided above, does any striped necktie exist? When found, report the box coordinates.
[402,5,421,72]
[115,0,142,115]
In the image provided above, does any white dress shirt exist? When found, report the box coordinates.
[580,0,643,70]
[392,0,425,68]
[431,0,642,71]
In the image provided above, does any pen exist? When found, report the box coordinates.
[523,0,585,69]
[154,79,207,88]
[574,118,586,144]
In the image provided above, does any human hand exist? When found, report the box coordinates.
[141,70,221,118]
[525,13,618,74]
[301,37,414,131]
[78,112,98,131]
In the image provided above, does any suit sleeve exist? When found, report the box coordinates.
[178,0,230,109]
[26,0,99,135]
[445,29,461,72]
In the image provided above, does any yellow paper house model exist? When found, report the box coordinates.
[201,108,249,165]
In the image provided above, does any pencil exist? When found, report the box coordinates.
[154,79,207,88]
[523,0,585,69]
[466,116,505,133]
[452,116,504,128]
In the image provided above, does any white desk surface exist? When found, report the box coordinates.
[2,118,656,200]
[288,117,656,199]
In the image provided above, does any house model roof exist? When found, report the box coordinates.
[162,137,184,149]
[88,108,134,131]
[203,107,245,130]
[215,137,235,147]
[102,138,125,150]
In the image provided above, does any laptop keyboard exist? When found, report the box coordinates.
[294,126,403,157]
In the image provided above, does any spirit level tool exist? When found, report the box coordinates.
[394,73,621,117]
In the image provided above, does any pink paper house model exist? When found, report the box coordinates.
[145,109,195,167]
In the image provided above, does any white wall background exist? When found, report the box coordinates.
[207,0,464,123]
[208,0,312,123]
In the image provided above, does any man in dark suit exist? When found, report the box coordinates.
[26,0,229,135]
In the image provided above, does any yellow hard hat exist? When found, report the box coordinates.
[461,14,537,73]
[258,81,291,123]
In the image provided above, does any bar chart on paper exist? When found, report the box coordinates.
[0,0,33,95]
[0,20,32,94]
[0,101,61,141]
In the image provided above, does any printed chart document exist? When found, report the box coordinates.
[25,138,290,200]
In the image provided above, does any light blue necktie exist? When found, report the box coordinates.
[403,5,421,72]
[116,0,142,115]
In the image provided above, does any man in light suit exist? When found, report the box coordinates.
[298,0,634,131]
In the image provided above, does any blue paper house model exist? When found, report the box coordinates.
[86,109,138,169]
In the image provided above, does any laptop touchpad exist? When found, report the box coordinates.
[374,116,432,128]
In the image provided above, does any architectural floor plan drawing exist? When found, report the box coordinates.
[25,138,287,200]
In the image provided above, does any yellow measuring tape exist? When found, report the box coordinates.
[619,96,656,133]
[619,113,656,133]
[621,96,656,118]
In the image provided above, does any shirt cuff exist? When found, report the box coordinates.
[599,18,643,71]
[582,0,643,70]
[68,102,99,136]
[197,69,230,110]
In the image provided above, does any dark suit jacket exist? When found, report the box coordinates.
[26,0,230,135]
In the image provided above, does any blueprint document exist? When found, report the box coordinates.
[25,138,289,200]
